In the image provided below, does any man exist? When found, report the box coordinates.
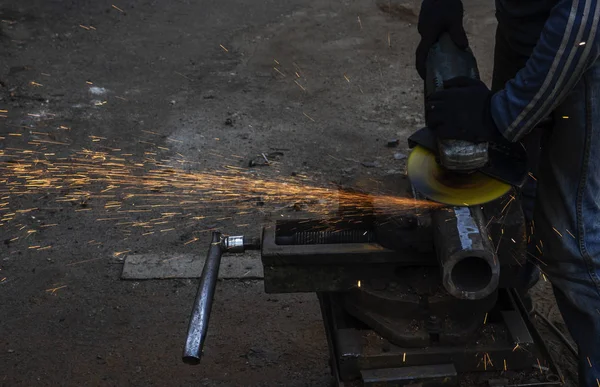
[415,0,600,385]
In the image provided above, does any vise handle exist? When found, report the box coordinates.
[183,232,260,365]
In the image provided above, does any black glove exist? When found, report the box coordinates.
[425,77,507,143]
[416,0,469,79]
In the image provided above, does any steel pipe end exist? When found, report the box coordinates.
[182,355,201,365]
[442,253,499,300]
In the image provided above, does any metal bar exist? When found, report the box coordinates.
[183,231,223,364]
[361,364,458,386]
[317,293,345,387]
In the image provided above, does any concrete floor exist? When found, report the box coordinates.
[0,1,577,386]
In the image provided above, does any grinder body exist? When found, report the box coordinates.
[425,33,488,172]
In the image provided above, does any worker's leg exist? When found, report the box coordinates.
[491,17,543,293]
[533,61,600,386]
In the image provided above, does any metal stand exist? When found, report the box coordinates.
[319,290,563,387]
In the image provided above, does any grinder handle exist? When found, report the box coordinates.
[183,231,223,365]
[425,32,480,94]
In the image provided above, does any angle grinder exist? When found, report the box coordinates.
[407,33,527,206]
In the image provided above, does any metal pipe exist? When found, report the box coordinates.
[432,206,499,300]
[183,231,223,364]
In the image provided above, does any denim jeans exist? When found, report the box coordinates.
[534,59,600,386]
[494,5,600,386]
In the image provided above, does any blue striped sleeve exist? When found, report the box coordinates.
[490,0,600,142]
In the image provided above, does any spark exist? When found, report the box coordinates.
[273,67,286,77]
[483,313,488,324]
[113,250,130,257]
[588,356,593,367]
[357,16,363,29]
[579,41,587,46]
[45,285,67,294]
[537,358,543,373]
[0,145,440,248]
[528,172,537,181]
[552,227,563,237]
[174,71,193,81]
[562,116,569,119]
[273,59,280,65]
[184,237,199,245]
[403,352,406,362]
[343,74,350,83]
[111,4,125,12]
[542,273,548,282]
[566,229,575,238]
[219,44,229,52]
[504,359,507,371]
[500,195,515,214]
[303,112,315,122]
[294,80,306,91]
[357,280,361,288]
[30,81,43,87]
[86,81,93,85]
[79,25,90,30]
[66,257,103,266]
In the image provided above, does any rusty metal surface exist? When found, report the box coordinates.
[342,276,497,347]
[319,290,561,386]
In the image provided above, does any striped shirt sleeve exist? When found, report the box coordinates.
[490,0,600,142]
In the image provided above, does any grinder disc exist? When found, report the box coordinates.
[407,145,511,206]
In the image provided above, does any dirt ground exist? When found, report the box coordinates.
[0,0,578,386]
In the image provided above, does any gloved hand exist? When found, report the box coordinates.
[416,0,469,79]
[425,77,508,143]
